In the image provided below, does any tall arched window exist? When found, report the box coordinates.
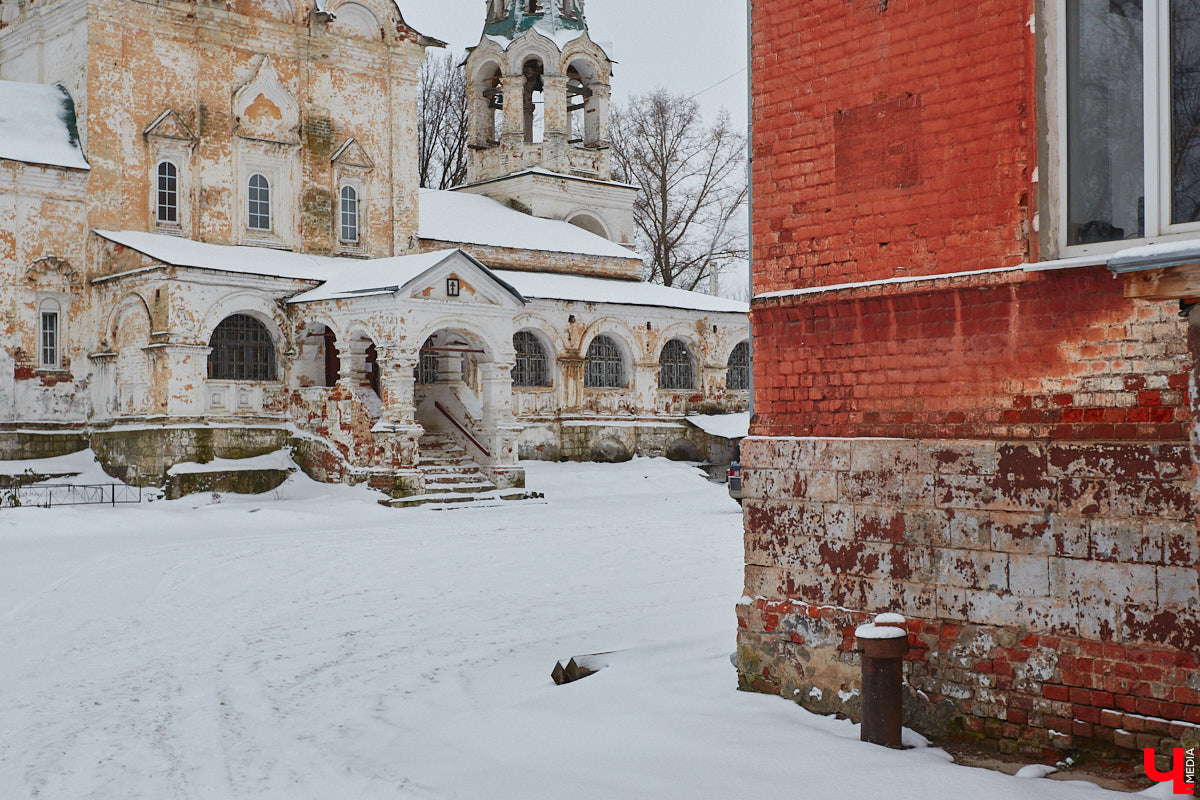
[208,314,277,381]
[39,299,61,369]
[512,331,550,387]
[248,174,271,231]
[415,337,439,385]
[727,341,750,391]
[658,339,695,390]
[585,334,625,388]
[156,161,178,224]
[340,185,359,243]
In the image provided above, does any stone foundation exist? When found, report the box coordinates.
[517,420,719,463]
[92,426,294,485]
[737,435,1200,762]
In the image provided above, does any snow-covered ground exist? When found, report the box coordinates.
[0,459,1145,799]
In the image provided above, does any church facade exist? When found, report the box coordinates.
[0,0,749,502]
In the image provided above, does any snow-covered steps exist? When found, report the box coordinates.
[384,488,544,509]
[399,432,530,508]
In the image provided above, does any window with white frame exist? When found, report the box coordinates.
[1060,0,1200,249]
[248,173,272,231]
[39,301,61,369]
[156,160,179,225]
[340,184,359,243]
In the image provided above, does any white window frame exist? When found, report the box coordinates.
[38,299,63,370]
[247,173,272,232]
[155,159,180,227]
[336,178,366,253]
[1053,0,1200,257]
[236,147,295,248]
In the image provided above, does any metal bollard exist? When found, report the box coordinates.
[855,613,909,749]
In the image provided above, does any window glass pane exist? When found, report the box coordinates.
[248,174,271,230]
[513,331,550,387]
[658,339,694,391]
[727,341,750,391]
[40,312,58,367]
[207,314,276,381]
[585,335,624,388]
[340,186,359,242]
[157,162,178,223]
[1173,0,1200,223]
[1067,0,1144,245]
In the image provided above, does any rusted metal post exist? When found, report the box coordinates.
[856,614,909,749]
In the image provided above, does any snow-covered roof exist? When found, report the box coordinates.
[91,230,745,313]
[492,268,749,313]
[288,249,526,304]
[93,230,338,281]
[0,80,90,170]
[418,189,639,260]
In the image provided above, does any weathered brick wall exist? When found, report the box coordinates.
[745,0,1200,764]
[751,0,1038,293]
[737,435,1200,758]
[752,270,1191,441]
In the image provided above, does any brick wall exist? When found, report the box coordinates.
[751,269,1191,441]
[744,0,1200,764]
[737,435,1200,760]
[751,0,1037,293]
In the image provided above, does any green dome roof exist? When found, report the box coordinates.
[484,1,588,42]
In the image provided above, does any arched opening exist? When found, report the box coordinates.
[207,314,277,381]
[522,57,545,144]
[585,334,627,388]
[365,341,380,397]
[658,339,695,391]
[727,340,750,391]
[567,58,602,147]
[474,62,504,146]
[319,325,340,387]
[566,212,609,239]
[512,330,552,387]
[413,328,501,462]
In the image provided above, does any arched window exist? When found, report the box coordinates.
[156,161,178,224]
[39,299,61,369]
[415,337,438,385]
[207,314,277,381]
[340,185,359,243]
[727,341,750,391]
[248,173,271,230]
[585,334,625,388]
[512,331,550,387]
[658,339,695,390]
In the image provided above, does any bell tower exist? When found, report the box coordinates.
[458,0,637,250]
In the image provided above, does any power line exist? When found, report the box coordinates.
[691,67,744,100]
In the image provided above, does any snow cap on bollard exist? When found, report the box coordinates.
[855,613,908,659]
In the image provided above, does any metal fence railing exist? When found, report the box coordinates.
[1,484,143,509]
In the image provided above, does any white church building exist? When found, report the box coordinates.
[0,0,749,503]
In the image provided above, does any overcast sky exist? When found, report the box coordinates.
[400,0,749,127]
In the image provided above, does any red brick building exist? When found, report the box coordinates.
[738,0,1200,760]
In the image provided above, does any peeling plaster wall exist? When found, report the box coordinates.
[78,0,426,259]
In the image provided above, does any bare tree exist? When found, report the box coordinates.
[610,89,748,291]
[418,51,469,190]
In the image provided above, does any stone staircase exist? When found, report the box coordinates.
[387,432,537,509]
